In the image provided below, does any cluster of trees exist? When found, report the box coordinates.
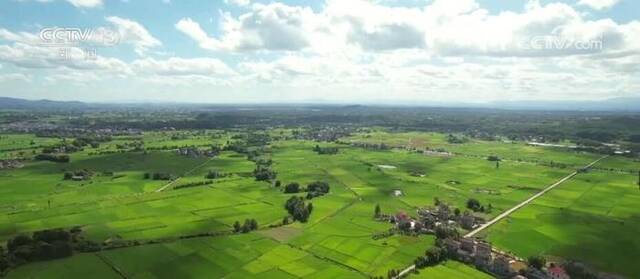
[466,198,491,213]
[487,155,501,162]
[1,228,82,273]
[285,196,313,223]
[527,255,546,270]
[284,182,301,193]
[283,181,330,199]
[312,145,339,155]
[306,181,330,198]
[143,172,176,180]
[71,136,111,149]
[63,169,93,180]
[563,261,600,279]
[447,134,468,144]
[434,224,460,240]
[205,169,228,179]
[252,155,276,182]
[41,144,81,154]
[172,180,214,190]
[233,219,258,233]
[254,164,276,182]
[350,142,390,151]
[34,154,69,163]
[414,246,447,269]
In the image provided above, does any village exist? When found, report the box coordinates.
[378,201,580,279]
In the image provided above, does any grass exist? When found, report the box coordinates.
[410,261,494,279]
[1,130,636,278]
[484,168,640,278]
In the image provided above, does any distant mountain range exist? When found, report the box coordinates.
[487,97,640,111]
[0,97,89,110]
[0,96,639,112]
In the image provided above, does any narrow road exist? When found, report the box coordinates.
[154,157,215,193]
[394,155,607,278]
[464,155,607,238]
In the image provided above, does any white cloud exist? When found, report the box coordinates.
[66,0,102,8]
[3,0,639,102]
[105,16,161,55]
[177,3,319,51]
[0,73,31,83]
[224,0,249,7]
[577,0,620,10]
[132,57,236,76]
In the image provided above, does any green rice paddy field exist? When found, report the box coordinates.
[483,170,640,278]
[1,130,638,278]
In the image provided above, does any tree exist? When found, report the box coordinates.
[487,155,501,162]
[454,208,461,217]
[293,205,310,223]
[206,170,222,179]
[425,247,445,264]
[285,196,311,222]
[527,255,546,270]
[241,219,253,233]
[7,234,32,252]
[307,181,330,193]
[307,203,313,214]
[434,197,441,206]
[284,182,300,193]
[466,198,482,212]
[233,221,242,233]
[398,219,412,232]
[435,225,458,239]
[282,216,289,225]
[374,204,381,218]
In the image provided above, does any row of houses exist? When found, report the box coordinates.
[417,203,486,230]
[444,237,570,279]
[175,147,218,158]
[0,159,23,170]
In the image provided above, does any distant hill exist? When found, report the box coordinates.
[0,96,638,112]
[489,97,640,112]
[0,97,88,110]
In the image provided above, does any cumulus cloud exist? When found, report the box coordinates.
[177,3,319,51]
[2,0,639,102]
[0,73,31,83]
[224,0,250,7]
[105,16,161,55]
[132,57,236,76]
[577,0,620,10]
[66,0,102,8]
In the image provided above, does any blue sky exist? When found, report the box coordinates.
[0,0,638,103]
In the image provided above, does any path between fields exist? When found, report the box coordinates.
[394,155,608,278]
[95,253,129,279]
[154,157,215,193]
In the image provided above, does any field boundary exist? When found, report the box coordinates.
[95,252,128,279]
[154,157,216,192]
